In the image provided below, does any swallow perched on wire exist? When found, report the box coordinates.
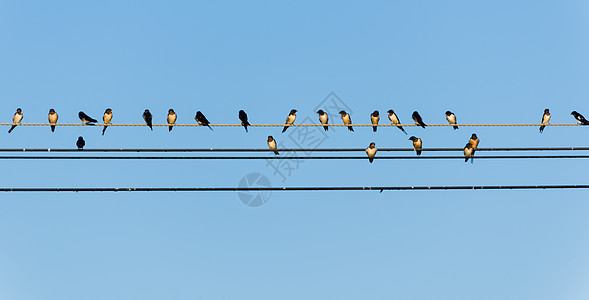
[340,110,353,132]
[239,110,250,132]
[142,109,153,130]
[412,111,427,128]
[8,108,23,133]
[469,133,479,149]
[539,108,550,133]
[167,109,177,132]
[102,108,112,135]
[464,142,474,163]
[76,136,85,150]
[195,111,212,130]
[366,142,377,163]
[79,111,97,125]
[571,111,589,125]
[387,109,406,134]
[409,136,422,156]
[282,109,297,133]
[267,136,279,155]
[445,111,458,130]
[317,109,329,131]
[48,109,58,132]
[371,111,380,132]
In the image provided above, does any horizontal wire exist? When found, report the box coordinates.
[0,185,587,192]
[1,147,588,152]
[0,123,586,127]
[0,155,588,159]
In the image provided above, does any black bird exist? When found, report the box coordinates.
[412,111,427,128]
[8,108,23,134]
[195,111,213,130]
[76,136,85,150]
[282,109,297,133]
[239,110,250,132]
[142,109,153,130]
[571,111,589,125]
[79,111,97,124]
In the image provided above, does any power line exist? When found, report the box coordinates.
[0,155,588,160]
[0,185,587,192]
[0,123,586,128]
[1,147,588,152]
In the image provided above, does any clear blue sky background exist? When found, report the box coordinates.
[1,1,588,299]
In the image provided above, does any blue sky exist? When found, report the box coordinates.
[0,1,588,299]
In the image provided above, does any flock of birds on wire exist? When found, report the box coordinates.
[4,107,589,163]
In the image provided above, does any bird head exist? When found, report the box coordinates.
[372,110,379,117]
[267,136,274,142]
[408,136,417,141]
[445,111,453,116]
[317,109,325,115]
